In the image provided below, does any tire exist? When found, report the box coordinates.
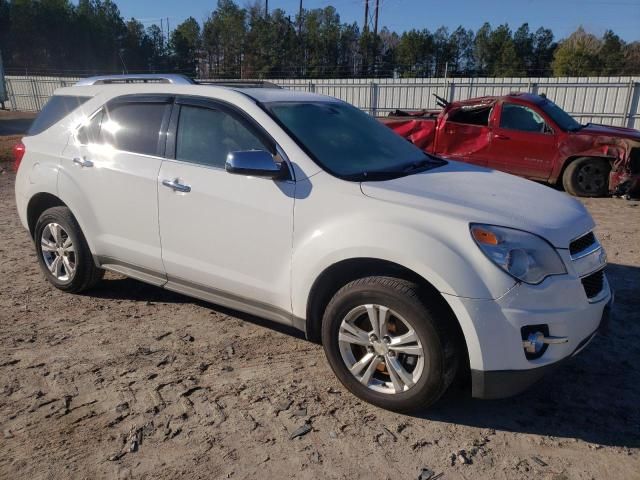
[321,276,459,412]
[562,157,611,197]
[34,206,103,293]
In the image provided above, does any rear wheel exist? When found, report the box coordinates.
[321,276,459,412]
[34,206,103,293]
[562,157,610,197]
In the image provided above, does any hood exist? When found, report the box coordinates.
[360,161,594,248]
[578,123,640,142]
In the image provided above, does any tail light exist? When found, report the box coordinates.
[13,140,26,172]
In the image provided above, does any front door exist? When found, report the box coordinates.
[487,103,558,179]
[157,98,295,322]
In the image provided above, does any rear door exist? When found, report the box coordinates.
[486,102,558,179]
[157,97,295,320]
[59,95,172,280]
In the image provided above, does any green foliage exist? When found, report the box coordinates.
[0,1,637,77]
[170,17,200,75]
[552,27,601,76]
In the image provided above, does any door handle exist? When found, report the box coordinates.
[493,133,510,140]
[162,178,191,193]
[73,157,94,168]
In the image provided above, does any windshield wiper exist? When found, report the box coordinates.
[400,156,447,173]
[344,156,447,182]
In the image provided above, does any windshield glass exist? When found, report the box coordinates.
[539,100,582,131]
[265,101,440,179]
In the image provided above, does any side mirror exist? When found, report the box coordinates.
[225,150,286,179]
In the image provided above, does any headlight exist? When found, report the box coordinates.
[470,224,566,284]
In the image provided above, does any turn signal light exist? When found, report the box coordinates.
[471,226,499,245]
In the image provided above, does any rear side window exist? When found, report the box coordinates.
[176,105,268,168]
[76,110,104,145]
[448,105,492,126]
[28,95,90,135]
[102,102,167,156]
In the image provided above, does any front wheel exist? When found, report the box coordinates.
[321,276,459,412]
[562,157,611,197]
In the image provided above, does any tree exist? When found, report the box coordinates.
[147,24,168,72]
[448,26,474,76]
[531,27,555,76]
[203,0,246,77]
[552,27,601,76]
[0,0,635,79]
[623,42,640,75]
[121,19,153,72]
[599,30,625,75]
[395,29,433,77]
[169,17,201,75]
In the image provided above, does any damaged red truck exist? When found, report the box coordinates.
[381,93,640,198]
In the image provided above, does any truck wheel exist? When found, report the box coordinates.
[34,206,104,293]
[321,276,459,412]
[562,157,611,197]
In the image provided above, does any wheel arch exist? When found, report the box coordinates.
[26,192,97,260]
[554,154,614,187]
[26,192,68,238]
[305,257,470,371]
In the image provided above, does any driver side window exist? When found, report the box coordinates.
[176,105,269,168]
[500,104,549,133]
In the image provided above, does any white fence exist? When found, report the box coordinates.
[5,75,640,129]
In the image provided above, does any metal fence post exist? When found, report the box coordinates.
[623,80,638,129]
[30,77,40,111]
[6,76,16,111]
[369,81,378,116]
[308,82,315,93]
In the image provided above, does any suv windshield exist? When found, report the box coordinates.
[539,99,582,132]
[265,101,444,180]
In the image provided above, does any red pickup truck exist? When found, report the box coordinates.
[381,93,640,198]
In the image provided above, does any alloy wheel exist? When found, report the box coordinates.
[40,222,76,281]
[338,304,425,394]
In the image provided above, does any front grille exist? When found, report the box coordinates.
[570,232,596,257]
[581,269,605,299]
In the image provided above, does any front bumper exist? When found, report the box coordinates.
[444,266,613,399]
[471,295,612,399]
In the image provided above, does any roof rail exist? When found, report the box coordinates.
[195,79,282,89]
[75,74,194,86]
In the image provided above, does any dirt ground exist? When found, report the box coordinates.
[0,166,639,480]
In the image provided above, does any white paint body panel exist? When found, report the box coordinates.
[157,160,295,314]
[14,82,611,379]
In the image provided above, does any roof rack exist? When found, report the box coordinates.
[75,74,194,86]
[195,79,282,89]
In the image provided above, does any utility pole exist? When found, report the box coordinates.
[373,0,379,37]
[298,0,303,35]
[363,0,369,32]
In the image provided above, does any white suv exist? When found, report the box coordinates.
[14,74,612,411]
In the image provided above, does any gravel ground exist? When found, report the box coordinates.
[1,168,639,480]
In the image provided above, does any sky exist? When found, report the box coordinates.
[109,0,640,41]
